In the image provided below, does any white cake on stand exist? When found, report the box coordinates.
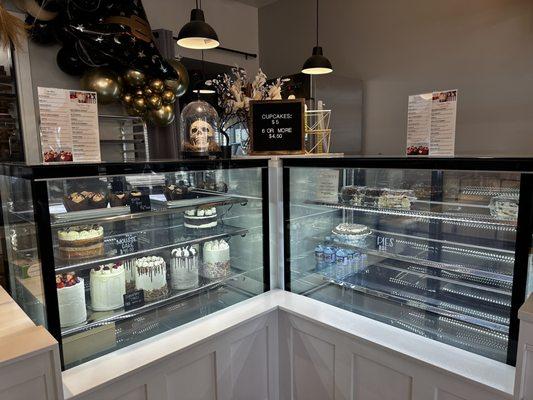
[134,256,168,301]
[56,273,87,328]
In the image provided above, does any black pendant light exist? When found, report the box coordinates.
[177,0,219,50]
[302,0,333,75]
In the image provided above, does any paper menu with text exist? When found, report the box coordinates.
[38,87,101,163]
[406,89,457,156]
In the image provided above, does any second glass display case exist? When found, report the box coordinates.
[284,158,533,365]
[0,159,269,369]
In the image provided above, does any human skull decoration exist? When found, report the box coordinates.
[189,119,214,152]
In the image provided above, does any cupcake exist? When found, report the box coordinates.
[63,192,89,212]
[164,182,189,201]
[109,192,129,207]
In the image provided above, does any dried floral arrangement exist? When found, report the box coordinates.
[207,67,285,145]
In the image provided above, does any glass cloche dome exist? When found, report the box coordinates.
[179,100,221,158]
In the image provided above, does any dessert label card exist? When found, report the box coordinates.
[249,99,305,155]
[38,87,101,163]
[123,290,145,312]
[115,234,139,256]
[406,89,457,156]
[315,169,340,204]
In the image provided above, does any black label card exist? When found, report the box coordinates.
[129,194,151,213]
[123,290,145,311]
[249,99,305,154]
[115,234,138,256]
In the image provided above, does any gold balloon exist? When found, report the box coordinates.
[149,79,165,93]
[135,88,144,97]
[149,105,175,127]
[123,69,146,87]
[143,87,153,97]
[122,92,133,105]
[132,96,147,113]
[164,58,189,97]
[161,90,176,104]
[147,94,162,110]
[81,68,122,104]
[126,106,143,117]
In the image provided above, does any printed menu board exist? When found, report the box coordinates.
[38,87,101,163]
[406,89,457,156]
[249,99,305,155]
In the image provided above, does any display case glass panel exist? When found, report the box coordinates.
[1,161,268,369]
[285,163,521,364]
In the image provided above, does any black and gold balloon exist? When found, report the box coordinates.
[132,96,147,114]
[165,58,189,97]
[149,105,175,127]
[147,94,162,110]
[161,90,176,105]
[123,69,146,87]
[149,79,165,94]
[81,67,122,104]
[121,92,134,106]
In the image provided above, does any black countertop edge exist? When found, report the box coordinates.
[0,158,269,180]
[281,156,533,171]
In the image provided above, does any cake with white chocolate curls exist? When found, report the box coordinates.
[184,206,218,229]
[58,224,104,260]
[134,256,168,302]
[332,223,371,246]
[201,239,230,279]
[170,246,199,290]
[90,263,126,311]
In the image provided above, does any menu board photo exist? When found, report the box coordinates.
[406,89,458,156]
[38,87,101,163]
[249,99,305,155]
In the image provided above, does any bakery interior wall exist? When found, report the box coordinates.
[258,0,533,156]
[6,0,259,161]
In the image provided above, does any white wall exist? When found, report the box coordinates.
[259,0,533,156]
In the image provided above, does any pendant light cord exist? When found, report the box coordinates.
[316,0,319,47]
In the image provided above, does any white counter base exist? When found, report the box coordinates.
[63,290,514,400]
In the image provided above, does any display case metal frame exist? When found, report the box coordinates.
[282,157,533,366]
[0,158,271,369]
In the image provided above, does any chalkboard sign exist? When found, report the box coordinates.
[129,193,151,213]
[115,234,138,256]
[123,290,145,311]
[249,99,305,155]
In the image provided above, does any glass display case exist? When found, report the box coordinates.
[0,159,269,369]
[283,158,533,365]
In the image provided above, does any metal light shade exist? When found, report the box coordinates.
[302,46,333,75]
[193,81,216,94]
[177,9,220,50]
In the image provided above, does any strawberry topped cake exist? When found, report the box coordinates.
[56,272,87,328]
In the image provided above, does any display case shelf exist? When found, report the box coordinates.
[61,266,261,336]
[316,236,514,284]
[55,224,248,273]
[49,194,247,227]
[303,200,517,231]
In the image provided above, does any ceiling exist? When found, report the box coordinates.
[233,0,278,7]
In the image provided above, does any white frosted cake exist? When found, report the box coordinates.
[184,206,217,229]
[90,263,126,311]
[134,256,168,301]
[124,259,136,292]
[56,273,87,328]
[332,223,371,245]
[201,239,230,279]
[170,245,199,290]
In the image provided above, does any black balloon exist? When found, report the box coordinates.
[26,15,56,45]
[56,46,87,76]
